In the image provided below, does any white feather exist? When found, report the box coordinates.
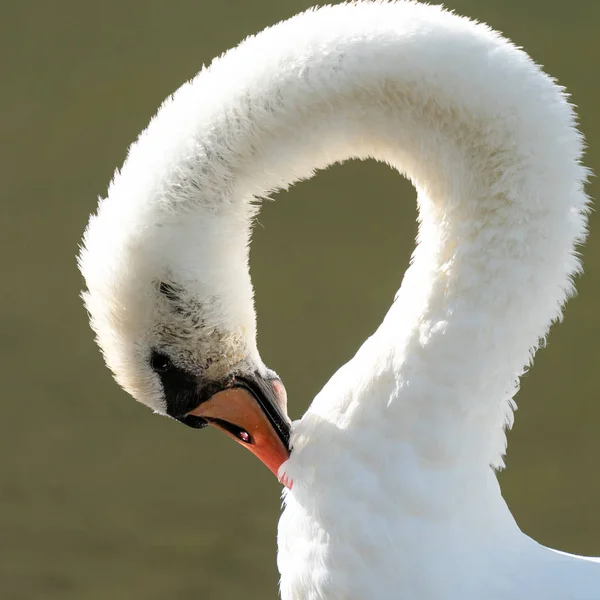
[78,2,599,598]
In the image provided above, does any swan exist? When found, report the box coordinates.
[78,2,599,598]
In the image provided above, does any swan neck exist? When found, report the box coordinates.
[147,4,587,467]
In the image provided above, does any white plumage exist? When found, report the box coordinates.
[78,2,599,598]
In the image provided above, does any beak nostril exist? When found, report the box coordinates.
[203,416,253,445]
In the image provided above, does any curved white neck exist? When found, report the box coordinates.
[101,3,596,597]
[123,2,589,473]
[111,4,588,470]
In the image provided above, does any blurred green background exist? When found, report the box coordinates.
[1,1,599,598]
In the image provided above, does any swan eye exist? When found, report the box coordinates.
[150,351,174,373]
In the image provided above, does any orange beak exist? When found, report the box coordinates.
[186,375,291,485]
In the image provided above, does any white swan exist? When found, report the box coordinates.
[78,2,599,598]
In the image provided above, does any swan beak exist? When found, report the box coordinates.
[186,374,291,485]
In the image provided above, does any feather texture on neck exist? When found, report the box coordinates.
[93,2,586,461]
[79,3,597,598]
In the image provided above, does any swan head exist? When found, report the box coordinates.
[78,195,291,481]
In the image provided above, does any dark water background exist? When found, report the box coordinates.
[1,1,599,597]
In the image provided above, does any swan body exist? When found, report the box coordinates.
[78,2,599,598]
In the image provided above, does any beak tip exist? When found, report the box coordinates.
[279,472,293,489]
